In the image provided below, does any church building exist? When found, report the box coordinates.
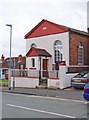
[25,19,89,73]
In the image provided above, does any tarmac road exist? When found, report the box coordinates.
[2,92,88,118]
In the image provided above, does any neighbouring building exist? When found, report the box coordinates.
[0,59,2,68]
[25,19,89,73]
[1,54,26,69]
[0,54,4,68]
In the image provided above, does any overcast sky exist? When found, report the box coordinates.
[0,0,88,58]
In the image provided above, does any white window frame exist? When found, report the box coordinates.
[54,40,63,63]
[78,42,84,65]
[31,58,35,67]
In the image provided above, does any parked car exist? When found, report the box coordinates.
[71,71,89,89]
[83,82,89,101]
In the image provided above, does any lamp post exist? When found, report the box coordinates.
[6,24,12,90]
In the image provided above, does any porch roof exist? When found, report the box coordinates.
[26,47,52,57]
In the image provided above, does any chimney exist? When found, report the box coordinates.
[87,28,89,33]
[1,54,5,61]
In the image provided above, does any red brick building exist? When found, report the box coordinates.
[68,28,89,72]
[0,54,26,69]
[69,28,89,65]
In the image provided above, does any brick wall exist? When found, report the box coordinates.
[68,66,89,73]
[69,31,89,65]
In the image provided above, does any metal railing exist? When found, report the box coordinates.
[11,69,59,79]
[11,69,28,77]
[48,70,59,78]
[28,70,39,78]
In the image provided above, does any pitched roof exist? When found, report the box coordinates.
[68,28,89,36]
[24,19,68,39]
[24,19,89,39]
[5,56,26,61]
[26,47,52,57]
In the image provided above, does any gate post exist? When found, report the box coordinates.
[59,62,67,89]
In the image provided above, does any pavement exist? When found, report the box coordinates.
[1,86,84,101]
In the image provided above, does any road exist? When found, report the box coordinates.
[2,92,88,118]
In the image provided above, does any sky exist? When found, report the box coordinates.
[0,0,88,58]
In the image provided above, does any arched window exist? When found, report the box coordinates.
[78,42,84,65]
[31,43,37,48]
[54,40,63,63]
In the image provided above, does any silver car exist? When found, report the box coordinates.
[71,71,89,89]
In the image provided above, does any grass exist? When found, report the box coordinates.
[0,79,8,86]
[1,79,8,83]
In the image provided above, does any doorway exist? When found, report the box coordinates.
[43,59,48,77]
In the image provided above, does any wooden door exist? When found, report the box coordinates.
[43,59,48,77]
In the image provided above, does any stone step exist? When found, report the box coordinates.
[37,85,47,89]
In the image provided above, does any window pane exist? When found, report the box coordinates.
[54,41,63,63]
[32,58,35,67]
[78,43,84,65]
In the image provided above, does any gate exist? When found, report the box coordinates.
[39,70,48,86]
